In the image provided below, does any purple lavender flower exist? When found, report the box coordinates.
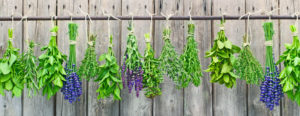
[61,64,82,103]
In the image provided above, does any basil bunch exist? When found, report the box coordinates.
[96,35,122,100]
[79,35,98,80]
[38,26,67,99]
[159,27,189,88]
[121,21,144,97]
[205,20,240,88]
[0,29,24,97]
[180,23,203,87]
[142,33,163,98]
[22,41,39,97]
[233,35,264,85]
[277,25,300,105]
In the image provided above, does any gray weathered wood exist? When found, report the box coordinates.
[212,0,247,116]
[0,0,22,116]
[246,0,281,115]
[120,0,154,116]
[183,0,212,116]
[279,0,300,115]
[56,0,88,116]
[22,0,56,116]
[88,0,121,116]
[153,0,184,116]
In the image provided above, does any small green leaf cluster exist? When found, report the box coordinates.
[22,41,39,97]
[38,26,67,99]
[95,35,123,100]
[142,33,163,98]
[0,29,24,97]
[78,35,98,80]
[234,35,264,85]
[205,22,240,88]
[277,25,300,105]
[180,23,203,87]
[159,27,190,88]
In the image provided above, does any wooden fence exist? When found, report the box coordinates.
[0,0,299,116]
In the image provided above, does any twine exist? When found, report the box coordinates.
[264,40,273,46]
[69,40,77,45]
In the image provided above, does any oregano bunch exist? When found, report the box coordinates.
[0,29,24,97]
[38,26,67,99]
[233,35,264,85]
[22,41,39,97]
[180,23,203,87]
[159,27,190,88]
[78,35,98,80]
[276,25,300,105]
[121,21,144,97]
[95,35,122,100]
[205,20,240,88]
[61,23,82,103]
[142,33,163,98]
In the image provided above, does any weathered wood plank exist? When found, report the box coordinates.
[0,0,22,116]
[279,0,300,115]
[212,0,247,116]
[22,0,56,116]
[153,0,184,116]
[56,0,88,116]
[246,0,281,115]
[120,0,154,116]
[183,0,212,116]
[88,0,121,116]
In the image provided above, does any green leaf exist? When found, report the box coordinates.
[9,54,17,67]
[217,40,224,49]
[0,62,10,75]
[53,78,63,87]
[224,40,232,49]
[5,80,13,90]
[114,87,121,100]
[99,54,106,61]
[221,63,231,73]
[294,57,300,66]
[12,87,22,97]
[49,56,54,65]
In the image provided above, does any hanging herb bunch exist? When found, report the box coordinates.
[276,25,300,105]
[22,41,39,97]
[180,23,203,87]
[205,20,240,88]
[95,35,122,100]
[259,22,283,110]
[0,29,24,97]
[121,21,144,97]
[233,35,264,85]
[61,23,82,103]
[38,26,67,99]
[159,27,189,88]
[78,35,98,80]
[142,33,163,98]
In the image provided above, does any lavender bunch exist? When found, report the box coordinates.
[259,22,283,110]
[121,21,144,97]
[61,23,82,103]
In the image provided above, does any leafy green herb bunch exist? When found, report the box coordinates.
[276,24,300,105]
[95,35,122,100]
[38,26,67,99]
[121,21,144,97]
[159,27,190,88]
[205,20,240,88]
[142,33,163,98]
[0,29,24,97]
[233,35,264,85]
[61,23,82,103]
[180,23,203,87]
[78,35,98,80]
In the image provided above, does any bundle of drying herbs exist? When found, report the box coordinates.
[95,35,122,100]
[276,25,300,105]
[205,20,240,88]
[0,29,24,97]
[180,23,203,87]
[79,35,98,80]
[233,35,264,85]
[22,41,39,97]
[61,23,82,103]
[38,26,67,99]
[121,21,144,97]
[142,33,163,98]
[259,22,283,111]
[159,27,189,88]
